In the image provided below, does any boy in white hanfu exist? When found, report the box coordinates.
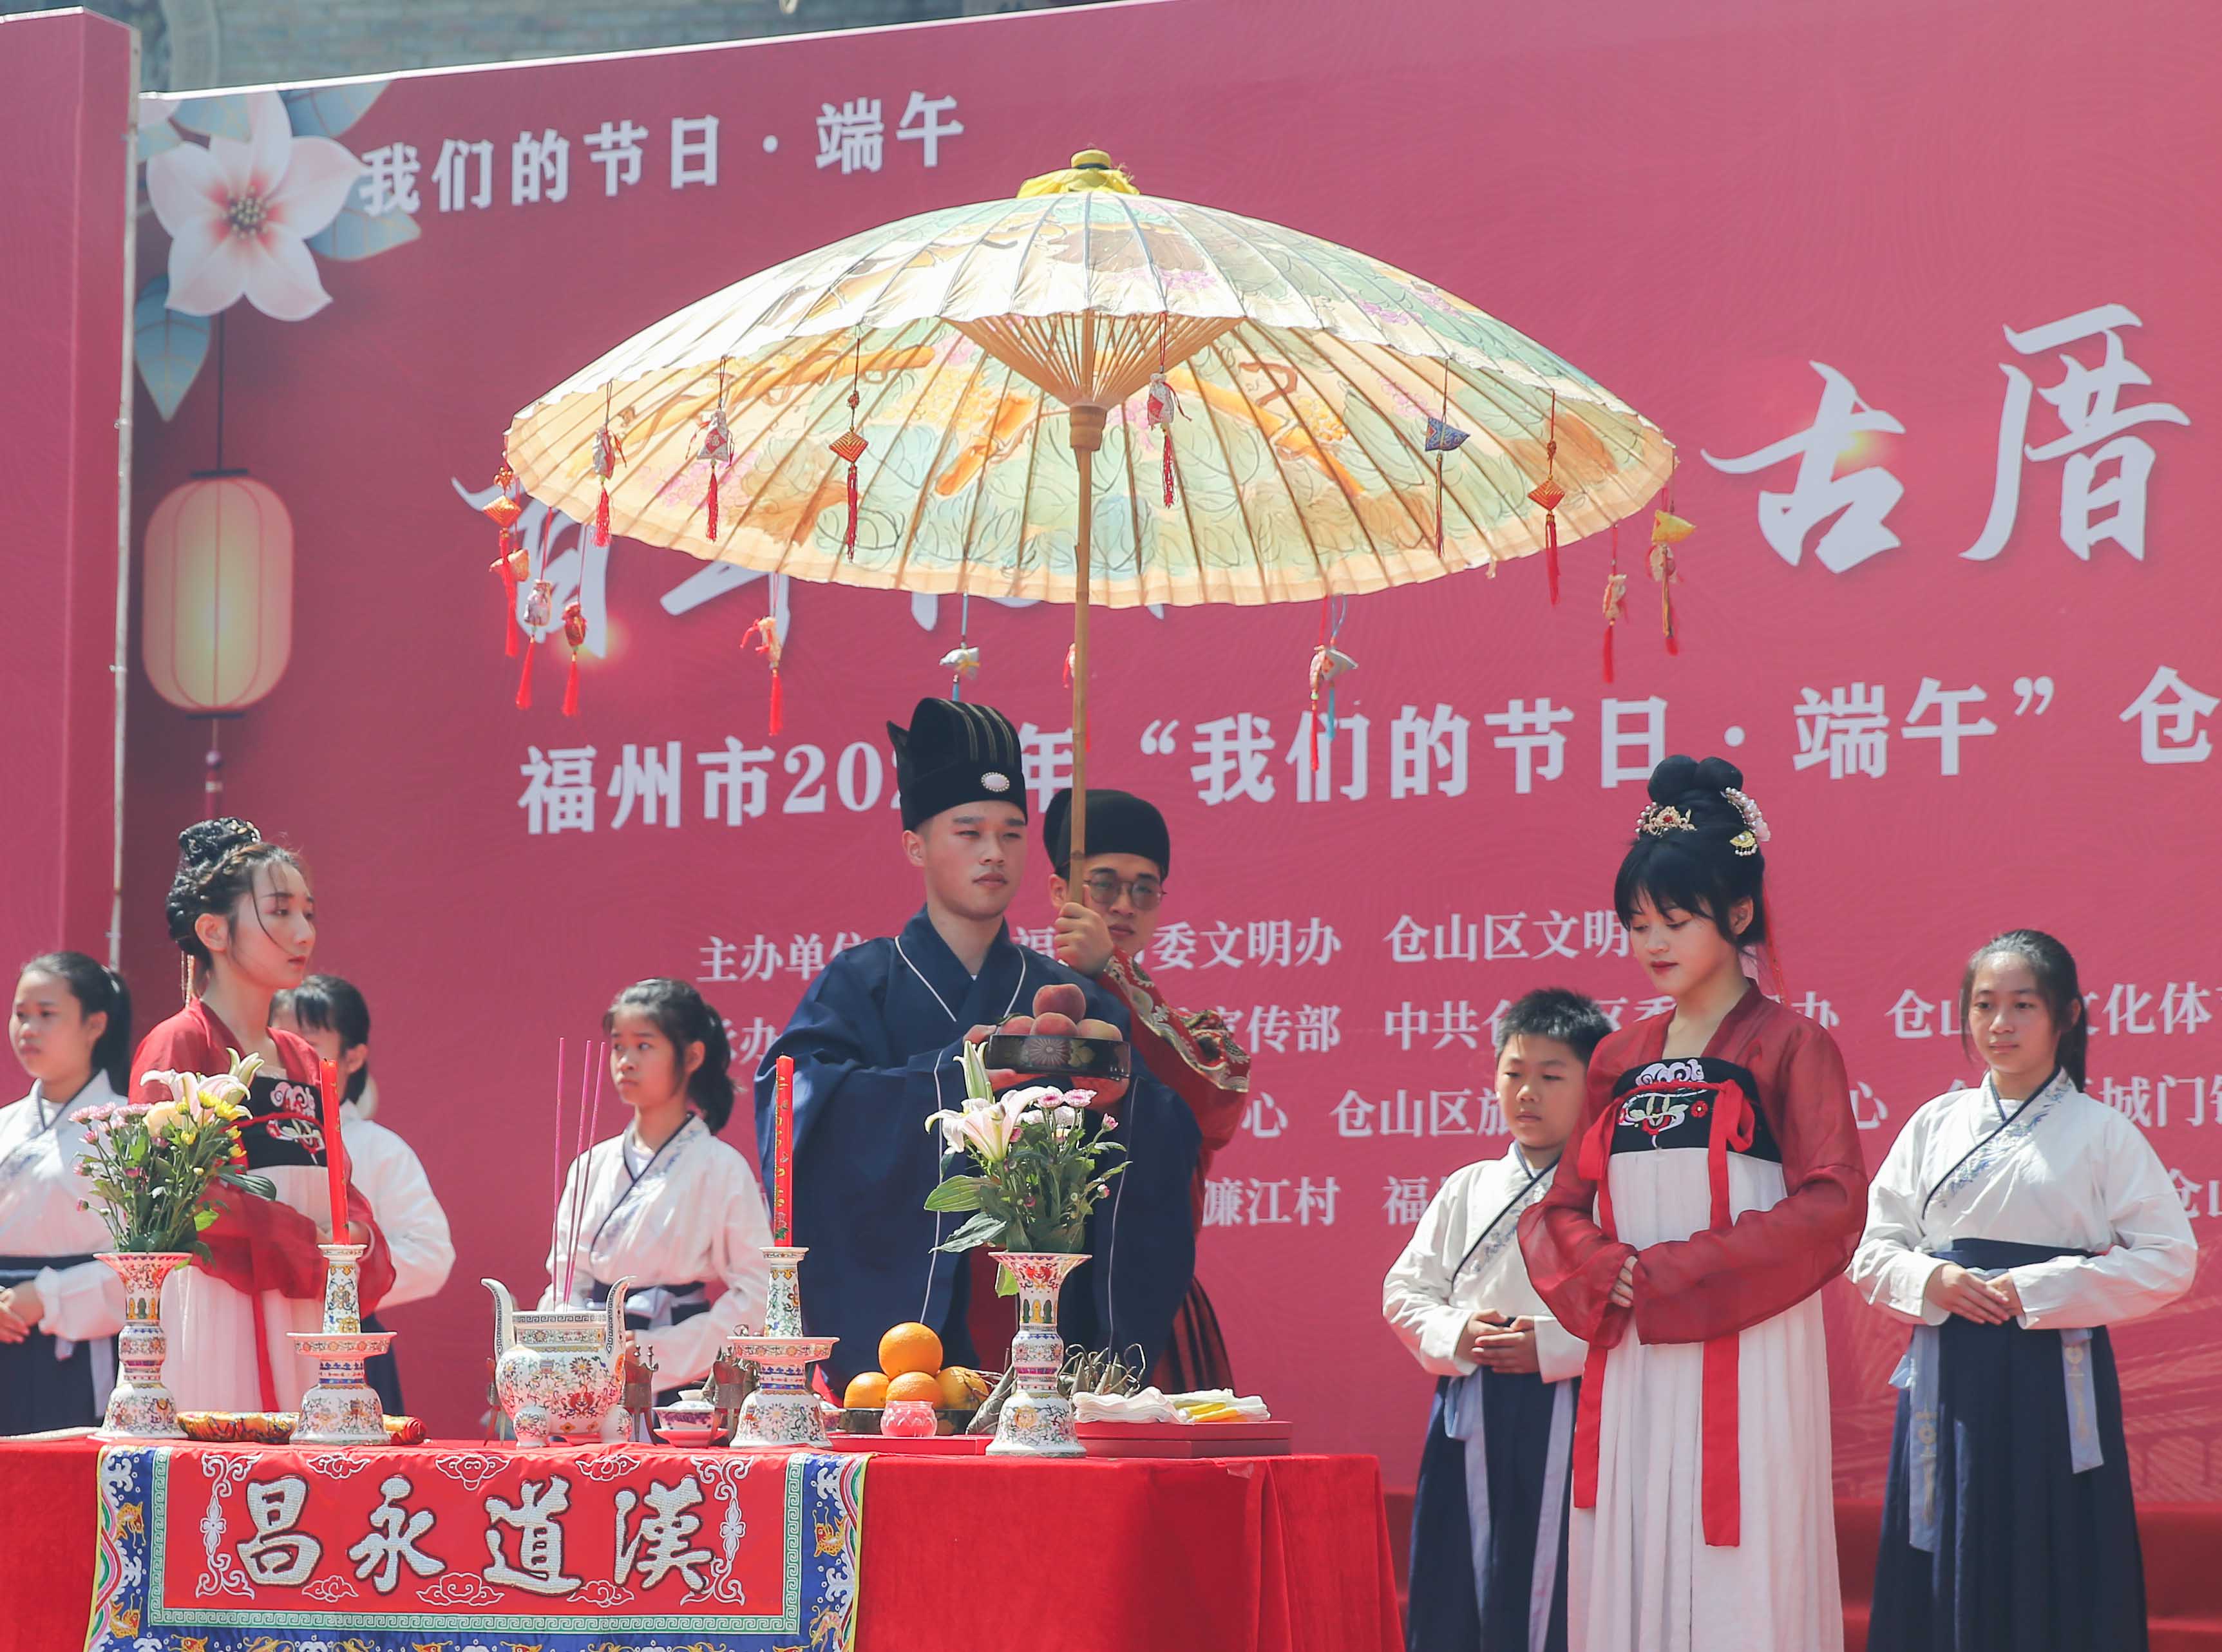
[1385,987,1610,1652]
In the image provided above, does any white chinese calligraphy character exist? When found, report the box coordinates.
[1202,922,1246,969]
[698,737,774,825]
[1901,679,1997,776]
[1703,363,1905,573]
[1582,910,1628,957]
[520,745,598,834]
[1389,703,1469,799]
[1248,920,1294,969]
[1295,1175,1339,1226]
[1384,916,1427,964]
[1794,683,1889,779]
[607,741,683,828]
[1295,1004,1342,1053]
[238,1477,321,1586]
[583,119,648,196]
[1434,1000,1482,1051]
[1285,710,1371,803]
[484,1477,580,1597]
[1332,1092,1374,1137]
[359,143,420,216]
[1016,723,1073,813]
[2162,983,2212,1038]
[614,1477,712,1593]
[1246,1178,1293,1224]
[349,1475,441,1595]
[1384,1177,1432,1227]
[1201,1178,1247,1226]
[1145,921,1197,970]
[1428,1089,1474,1135]
[1240,1094,1289,1139]
[1532,911,1579,960]
[737,935,783,983]
[894,93,962,167]
[1295,919,1341,966]
[1246,1004,1292,1054]
[1600,697,1666,786]
[1964,305,2189,563]
[511,129,568,205]
[698,938,739,984]
[1485,699,1573,793]
[1484,915,1527,961]
[1190,714,1276,805]
[788,935,827,979]
[815,99,884,174]
[1385,1002,1430,1052]
[670,116,719,189]
[2120,665,2216,764]
[433,138,493,211]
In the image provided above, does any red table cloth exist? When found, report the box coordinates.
[2,1438,1401,1652]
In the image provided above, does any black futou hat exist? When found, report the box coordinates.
[1043,788,1171,877]
[888,698,1027,831]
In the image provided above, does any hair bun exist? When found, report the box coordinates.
[1691,756,1745,795]
[1646,755,1700,805]
[177,817,259,868]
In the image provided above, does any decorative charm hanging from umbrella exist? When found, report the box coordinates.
[504,150,1676,858]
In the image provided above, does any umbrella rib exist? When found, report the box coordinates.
[1297,330,1453,567]
[929,198,1023,326]
[1010,356,1056,602]
[1110,393,1146,598]
[1432,346,1563,561]
[951,350,1022,597]
[1184,338,1273,605]
[891,322,999,596]
[1232,325,1400,594]
[1199,330,1329,603]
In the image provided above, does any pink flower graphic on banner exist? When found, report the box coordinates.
[146,90,363,321]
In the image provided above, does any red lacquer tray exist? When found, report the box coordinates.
[1076,1419,1293,1457]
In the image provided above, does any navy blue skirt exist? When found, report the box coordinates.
[1407,1370,1572,1652]
[1872,1240,2147,1652]
[0,1255,109,1435]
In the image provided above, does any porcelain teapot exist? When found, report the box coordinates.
[484,1276,632,1447]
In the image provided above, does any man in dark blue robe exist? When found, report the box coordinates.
[755,699,1201,1385]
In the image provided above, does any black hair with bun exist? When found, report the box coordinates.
[603,978,734,1134]
[164,818,307,998]
[1613,755,1771,951]
[17,951,134,1094]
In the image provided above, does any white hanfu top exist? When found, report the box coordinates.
[1851,1069,2196,1329]
[1383,1143,1586,1383]
[0,1074,128,1341]
[339,1101,453,1310]
[538,1115,772,1390]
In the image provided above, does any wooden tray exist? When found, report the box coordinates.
[1077,1419,1291,1457]
[821,1432,992,1455]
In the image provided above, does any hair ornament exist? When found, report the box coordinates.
[1637,802,1699,837]
[1730,830,1760,857]
[1721,786,1771,843]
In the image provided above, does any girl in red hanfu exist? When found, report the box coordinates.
[130,819,392,1414]
[1518,756,1867,1652]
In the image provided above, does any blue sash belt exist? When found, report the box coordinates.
[1890,1239,2099,1553]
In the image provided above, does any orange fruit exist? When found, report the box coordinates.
[884,1370,943,1405]
[842,1372,890,1409]
[938,1366,985,1409]
[878,1322,944,1378]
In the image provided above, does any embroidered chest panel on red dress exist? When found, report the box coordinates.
[1607,1058,1781,1163]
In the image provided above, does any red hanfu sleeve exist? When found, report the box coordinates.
[1101,950,1250,1228]
[1628,1016,1868,1345]
[1518,1026,1641,1349]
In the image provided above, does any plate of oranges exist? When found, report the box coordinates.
[835,1322,994,1444]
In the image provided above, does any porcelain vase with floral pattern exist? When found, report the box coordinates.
[987,1250,1088,1457]
[95,1252,191,1439]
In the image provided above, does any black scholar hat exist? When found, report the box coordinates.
[888,698,1027,831]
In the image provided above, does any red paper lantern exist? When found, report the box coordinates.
[141,475,294,713]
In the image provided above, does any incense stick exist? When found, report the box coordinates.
[565,1038,595,1302]
[552,1035,567,1297]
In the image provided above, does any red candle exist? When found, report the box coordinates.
[321,1056,350,1240]
[772,1055,794,1246]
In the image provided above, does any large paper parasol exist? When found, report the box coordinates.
[506,152,1674,857]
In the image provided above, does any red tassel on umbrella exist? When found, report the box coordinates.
[830,421,866,558]
[560,600,587,717]
[483,462,526,658]
[1528,391,1565,605]
[517,578,553,710]
[700,392,734,544]
[1146,368,1182,508]
[515,638,537,710]
[1063,642,1076,690]
[750,616,784,736]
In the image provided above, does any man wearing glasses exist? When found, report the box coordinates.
[1041,788,1251,1391]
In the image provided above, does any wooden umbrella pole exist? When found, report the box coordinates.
[1067,403,1106,868]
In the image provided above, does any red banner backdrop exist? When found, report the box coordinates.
[27,0,2218,1493]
